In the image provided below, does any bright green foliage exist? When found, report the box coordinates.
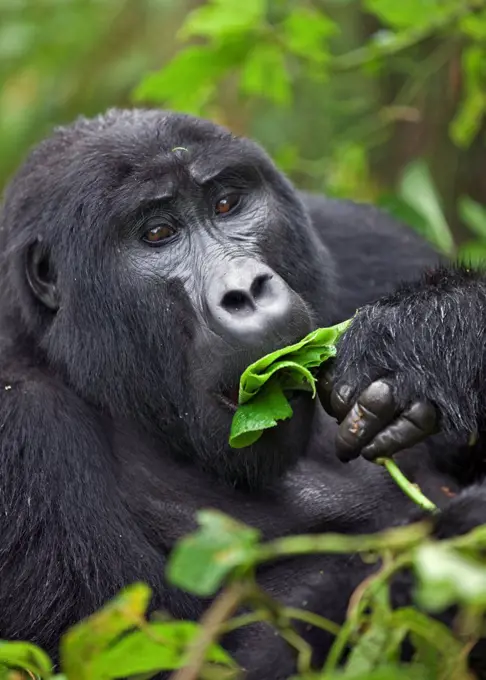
[180,0,265,40]
[134,0,339,114]
[0,510,485,678]
[240,43,292,105]
[134,45,230,114]
[58,581,232,679]
[90,621,234,675]
[363,0,459,29]
[459,194,486,240]
[167,510,260,596]
[398,161,455,256]
[229,319,351,448]
[457,195,486,265]
[415,541,486,611]
[282,7,337,67]
[61,583,153,679]
[451,43,486,148]
[0,641,52,678]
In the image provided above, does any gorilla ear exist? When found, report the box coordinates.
[25,241,59,311]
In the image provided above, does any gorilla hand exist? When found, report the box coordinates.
[318,369,438,462]
[317,267,486,463]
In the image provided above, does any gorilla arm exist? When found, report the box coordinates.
[0,371,167,656]
[319,265,486,467]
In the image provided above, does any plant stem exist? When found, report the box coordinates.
[170,582,246,680]
[376,458,437,512]
[257,521,430,563]
[222,611,269,633]
[283,607,341,638]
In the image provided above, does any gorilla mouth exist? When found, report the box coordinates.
[219,387,240,412]
[219,386,305,414]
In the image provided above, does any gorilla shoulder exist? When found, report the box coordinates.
[301,192,439,318]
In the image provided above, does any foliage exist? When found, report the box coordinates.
[132,0,486,257]
[229,320,350,448]
[380,160,486,260]
[3,1,486,256]
[2,510,486,679]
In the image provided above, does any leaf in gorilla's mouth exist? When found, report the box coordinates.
[228,319,352,448]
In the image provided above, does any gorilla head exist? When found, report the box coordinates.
[0,109,336,488]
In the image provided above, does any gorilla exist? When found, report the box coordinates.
[0,108,485,678]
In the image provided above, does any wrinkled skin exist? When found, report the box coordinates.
[0,109,485,679]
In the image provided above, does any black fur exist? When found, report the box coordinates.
[0,108,485,678]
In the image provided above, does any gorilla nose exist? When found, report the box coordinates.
[207,261,296,345]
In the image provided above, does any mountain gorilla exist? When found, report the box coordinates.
[0,108,486,678]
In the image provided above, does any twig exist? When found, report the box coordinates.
[222,611,269,634]
[257,521,430,563]
[324,553,411,673]
[171,582,246,680]
[283,607,340,638]
[376,458,437,512]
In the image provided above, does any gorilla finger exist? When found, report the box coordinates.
[317,365,359,422]
[360,401,438,461]
[335,380,397,462]
[329,382,356,422]
[316,360,338,416]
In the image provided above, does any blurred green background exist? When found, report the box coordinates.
[2,0,486,261]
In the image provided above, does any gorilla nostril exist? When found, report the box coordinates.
[221,289,254,314]
[250,273,272,300]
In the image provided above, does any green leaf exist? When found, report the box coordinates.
[363,0,455,29]
[345,620,393,673]
[91,621,234,676]
[167,510,260,596]
[415,543,486,611]
[392,607,466,677]
[450,45,486,148]
[133,46,227,113]
[392,607,461,650]
[0,642,53,678]
[398,161,454,256]
[281,7,337,64]
[229,319,351,448]
[459,196,486,240]
[378,194,430,239]
[229,380,294,448]
[60,583,151,680]
[457,240,486,267]
[460,8,486,41]
[180,0,265,40]
[346,584,406,673]
[240,43,292,105]
[410,632,441,678]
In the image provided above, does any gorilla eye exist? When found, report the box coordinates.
[142,224,175,245]
[215,194,240,216]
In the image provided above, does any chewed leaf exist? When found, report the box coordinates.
[229,318,352,448]
[230,381,293,448]
[239,359,315,403]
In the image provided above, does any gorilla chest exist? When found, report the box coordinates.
[114,428,412,551]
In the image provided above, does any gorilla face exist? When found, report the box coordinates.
[1,109,335,488]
